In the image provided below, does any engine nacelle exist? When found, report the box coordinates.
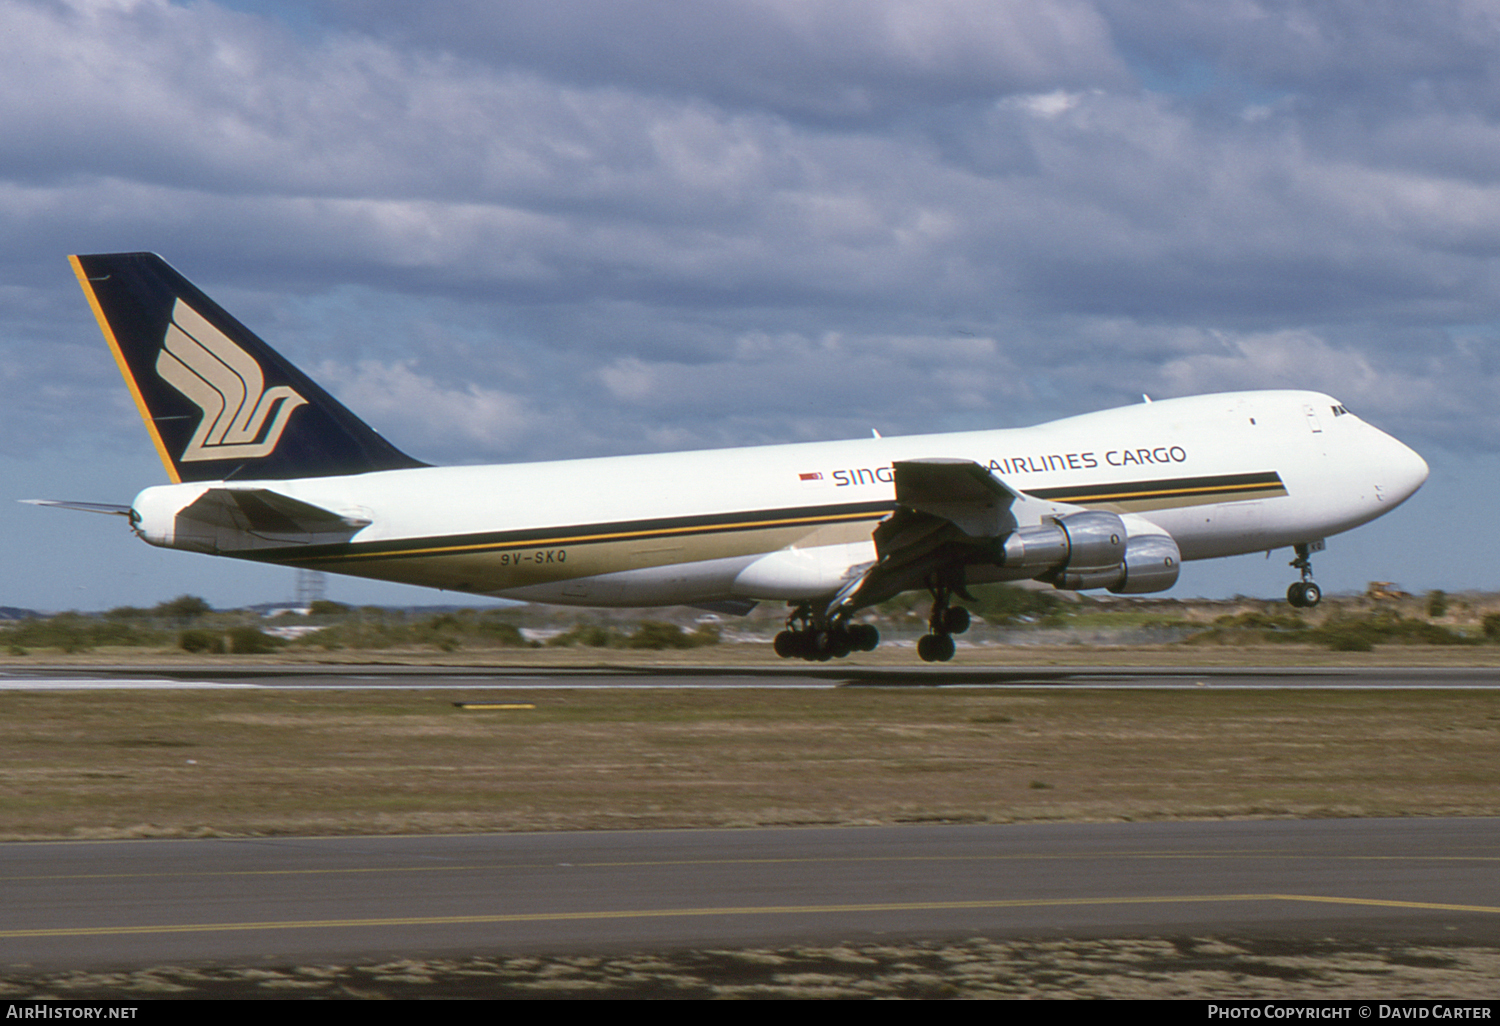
[993,511,1179,594]
[1110,532,1181,594]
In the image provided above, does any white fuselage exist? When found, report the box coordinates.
[129,390,1428,608]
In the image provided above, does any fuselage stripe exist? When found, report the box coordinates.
[253,470,1286,567]
[293,504,897,566]
[1032,482,1286,503]
[326,512,889,562]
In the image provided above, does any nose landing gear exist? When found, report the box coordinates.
[1287,542,1323,608]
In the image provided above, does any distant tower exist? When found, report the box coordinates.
[294,569,326,610]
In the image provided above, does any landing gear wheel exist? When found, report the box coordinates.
[917,633,956,663]
[941,606,970,635]
[776,606,883,662]
[807,629,835,661]
[1286,543,1323,609]
[849,623,880,652]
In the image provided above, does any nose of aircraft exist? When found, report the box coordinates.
[1378,430,1429,506]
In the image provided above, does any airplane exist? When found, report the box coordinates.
[33,252,1429,662]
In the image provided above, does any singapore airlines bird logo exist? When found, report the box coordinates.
[154,299,307,462]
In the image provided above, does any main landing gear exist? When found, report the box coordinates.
[917,585,970,663]
[770,582,974,664]
[773,604,880,662]
[1286,542,1322,608]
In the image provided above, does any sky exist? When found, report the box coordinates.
[4,0,1500,613]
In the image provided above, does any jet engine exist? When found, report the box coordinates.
[993,510,1180,594]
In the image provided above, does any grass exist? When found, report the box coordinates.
[4,685,1500,840]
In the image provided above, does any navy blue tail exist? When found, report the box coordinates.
[72,253,425,483]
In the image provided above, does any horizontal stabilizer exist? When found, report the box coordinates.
[181,488,371,537]
[20,499,133,517]
[147,487,373,553]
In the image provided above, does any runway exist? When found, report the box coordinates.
[4,663,1499,979]
[3,663,1500,689]
[5,818,1500,971]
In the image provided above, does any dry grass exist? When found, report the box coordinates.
[4,685,1500,840]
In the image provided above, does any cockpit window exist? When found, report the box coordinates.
[1331,405,1349,416]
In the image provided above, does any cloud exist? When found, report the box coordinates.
[313,359,533,458]
[10,0,1500,343]
[1155,326,1500,453]
[2,6,1500,456]
[11,0,1500,610]
[327,0,1130,123]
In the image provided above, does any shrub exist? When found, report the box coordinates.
[179,629,225,654]
[156,595,212,621]
[4,613,169,652]
[1308,614,1475,651]
[227,627,283,654]
[625,621,720,650]
[547,624,623,648]
[1318,622,1377,652]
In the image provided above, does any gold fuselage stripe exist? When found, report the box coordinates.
[1045,480,1285,504]
[302,508,890,565]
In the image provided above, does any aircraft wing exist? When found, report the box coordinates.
[828,459,1025,615]
[827,456,1184,619]
[882,457,1022,537]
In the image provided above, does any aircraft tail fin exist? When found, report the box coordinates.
[70,252,426,483]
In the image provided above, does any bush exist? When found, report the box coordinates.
[625,621,720,650]
[546,621,721,650]
[1307,614,1476,651]
[1212,610,1306,632]
[470,616,527,647]
[3,613,169,652]
[227,627,283,654]
[1184,609,1311,645]
[1316,621,1378,652]
[157,595,212,621]
[179,629,225,654]
[412,610,529,650]
[547,624,622,648]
